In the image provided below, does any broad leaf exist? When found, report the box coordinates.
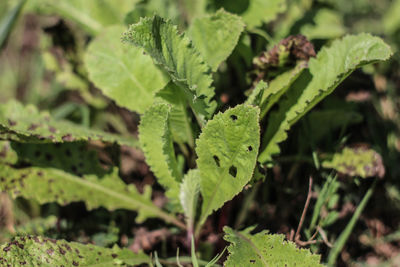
[188,9,245,71]
[180,169,200,231]
[300,9,345,40]
[0,165,180,225]
[29,0,138,35]
[122,15,216,117]
[139,103,181,210]
[0,235,149,266]
[322,147,385,178]
[85,26,168,114]
[0,100,135,147]
[223,226,323,266]
[241,0,286,29]
[196,105,260,227]
[259,34,392,163]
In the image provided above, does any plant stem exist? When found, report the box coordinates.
[327,179,377,266]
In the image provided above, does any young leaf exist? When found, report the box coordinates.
[0,165,183,227]
[85,26,168,114]
[0,235,150,266]
[139,103,182,211]
[196,105,260,229]
[188,9,245,71]
[240,0,286,29]
[180,169,200,231]
[245,81,268,107]
[322,147,385,178]
[259,34,392,163]
[0,100,135,147]
[223,226,323,266]
[122,15,216,117]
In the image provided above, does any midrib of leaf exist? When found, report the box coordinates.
[234,230,268,266]
[56,169,184,229]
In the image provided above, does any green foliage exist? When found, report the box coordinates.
[259,34,392,163]
[196,105,260,228]
[0,164,173,223]
[180,169,200,231]
[139,103,181,210]
[0,0,26,49]
[85,26,168,114]
[300,9,346,40]
[322,147,385,178]
[223,226,323,266]
[188,9,245,71]
[122,15,216,117]
[0,100,134,146]
[0,235,149,266]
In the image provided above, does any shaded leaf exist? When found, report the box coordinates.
[322,147,385,178]
[85,26,168,114]
[188,9,245,71]
[139,103,181,211]
[122,15,216,117]
[0,165,176,224]
[0,141,17,165]
[0,235,149,266]
[223,226,323,267]
[0,0,26,49]
[0,100,135,147]
[196,105,260,227]
[259,34,392,163]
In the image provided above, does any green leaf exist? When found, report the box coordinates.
[11,141,108,177]
[139,103,181,211]
[260,62,307,118]
[156,82,195,146]
[259,34,392,163]
[196,105,260,229]
[0,0,26,49]
[0,100,135,147]
[29,0,138,35]
[180,169,200,231]
[188,9,245,71]
[384,0,400,34]
[223,226,323,267]
[0,141,17,165]
[85,26,168,114]
[322,147,385,178]
[0,165,180,225]
[0,235,150,266]
[245,81,268,107]
[240,0,286,29]
[122,15,216,117]
[300,9,346,40]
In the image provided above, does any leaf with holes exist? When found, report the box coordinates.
[0,164,180,225]
[0,235,149,266]
[122,15,216,118]
[139,103,182,211]
[259,34,392,163]
[85,26,168,114]
[196,105,260,228]
[223,226,323,266]
[0,100,135,147]
[188,9,245,71]
[322,147,385,178]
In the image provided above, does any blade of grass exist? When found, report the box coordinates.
[327,179,377,266]
[0,0,26,49]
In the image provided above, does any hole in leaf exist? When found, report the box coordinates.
[213,155,220,167]
[229,165,237,178]
[248,146,253,151]
[230,114,238,121]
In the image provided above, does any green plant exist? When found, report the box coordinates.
[0,1,395,266]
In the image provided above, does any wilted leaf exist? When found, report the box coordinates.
[322,147,385,178]
[0,235,149,266]
[223,226,323,267]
